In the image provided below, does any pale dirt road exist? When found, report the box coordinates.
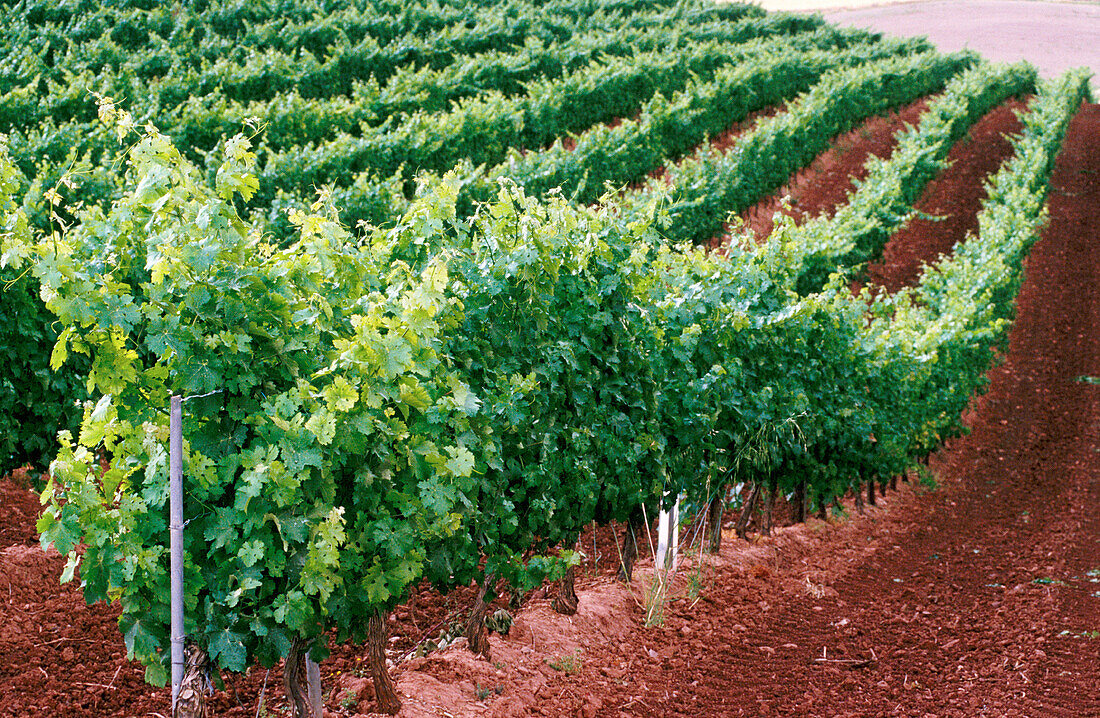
[755,0,1099,83]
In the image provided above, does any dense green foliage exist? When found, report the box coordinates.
[0,156,87,474]
[6,115,490,679]
[256,39,776,203]
[1,0,784,474]
[0,0,1089,696]
[459,32,930,207]
[861,70,1093,470]
[1,1,806,234]
[786,61,1038,293]
[619,49,977,244]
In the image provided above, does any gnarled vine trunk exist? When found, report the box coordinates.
[173,643,210,718]
[552,542,580,615]
[618,509,644,582]
[552,565,579,615]
[791,481,806,524]
[284,638,312,718]
[706,489,725,554]
[370,611,402,714]
[735,482,760,540]
[465,573,495,659]
[762,474,778,536]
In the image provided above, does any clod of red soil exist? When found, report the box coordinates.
[0,470,41,547]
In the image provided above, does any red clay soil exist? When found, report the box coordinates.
[3,105,1100,717]
[0,471,39,547]
[867,98,1029,292]
[0,491,516,718]
[732,96,932,244]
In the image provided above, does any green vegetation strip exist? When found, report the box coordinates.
[622,50,977,245]
[5,13,815,152]
[861,69,1092,467]
[0,0,773,128]
[916,70,1091,320]
[3,0,750,98]
[327,26,897,225]
[255,38,806,202]
[771,60,1039,294]
[475,32,923,205]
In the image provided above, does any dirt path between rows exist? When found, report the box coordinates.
[733,96,932,242]
[866,98,1027,291]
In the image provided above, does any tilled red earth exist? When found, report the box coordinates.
[867,99,1029,292]
[2,102,1100,717]
[733,96,932,243]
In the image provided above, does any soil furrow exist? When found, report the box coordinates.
[733,96,931,243]
[866,98,1027,292]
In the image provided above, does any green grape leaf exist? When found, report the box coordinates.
[208,628,247,671]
